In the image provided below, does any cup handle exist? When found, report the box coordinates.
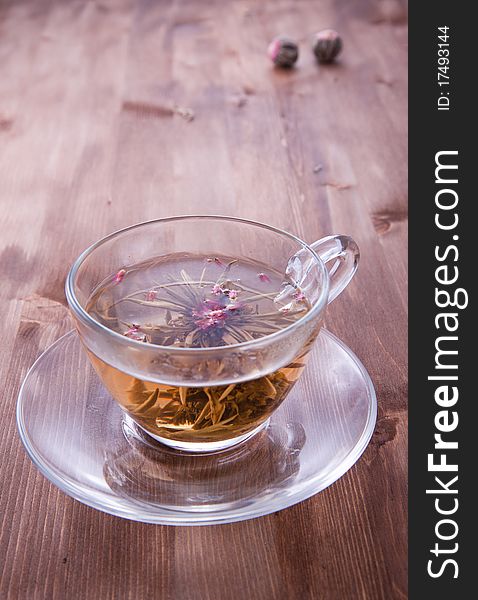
[310,235,360,304]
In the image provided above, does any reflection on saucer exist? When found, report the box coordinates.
[103,419,306,509]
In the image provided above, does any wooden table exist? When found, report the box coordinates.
[0,1,407,598]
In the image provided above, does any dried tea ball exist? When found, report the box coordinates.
[312,29,343,63]
[268,36,299,68]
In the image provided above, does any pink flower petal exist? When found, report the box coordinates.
[258,272,271,283]
[114,268,126,283]
[124,326,146,341]
[268,39,281,62]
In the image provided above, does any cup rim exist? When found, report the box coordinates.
[65,215,330,354]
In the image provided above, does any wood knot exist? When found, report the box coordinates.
[371,416,399,448]
[122,100,174,119]
[0,115,13,132]
[371,210,407,235]
[18,320,41,340]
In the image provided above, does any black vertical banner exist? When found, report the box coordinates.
[409,3,473,597]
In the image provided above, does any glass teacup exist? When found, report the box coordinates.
[66,216,359,452]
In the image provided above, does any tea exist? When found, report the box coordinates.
[86,253,313,442]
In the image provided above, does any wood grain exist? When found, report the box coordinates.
[0,0,408,598]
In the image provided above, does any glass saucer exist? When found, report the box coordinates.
[16,330,377,526]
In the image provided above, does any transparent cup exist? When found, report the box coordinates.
[66,216,359,452]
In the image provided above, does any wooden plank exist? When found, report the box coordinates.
[0,0,408,598]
